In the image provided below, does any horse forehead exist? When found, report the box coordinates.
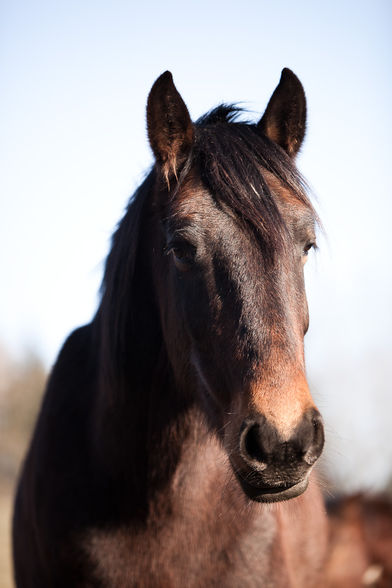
[168,168,314,234]
[168,181,221,224]
[168,190,256,258]
[262,170,316,233]
[169,182,297,298]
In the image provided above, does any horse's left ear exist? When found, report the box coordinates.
[257,68,306,157]
[147,71,194,183]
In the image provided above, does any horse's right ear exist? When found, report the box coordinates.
[147,71,194,184]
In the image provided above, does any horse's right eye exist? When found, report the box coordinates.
[172,246,187,260]
[165,241,196,271]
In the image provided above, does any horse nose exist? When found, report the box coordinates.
[239,409,324,470]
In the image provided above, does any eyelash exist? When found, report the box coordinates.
[303,243,315,256]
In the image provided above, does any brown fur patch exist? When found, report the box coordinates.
[249,369,315,440]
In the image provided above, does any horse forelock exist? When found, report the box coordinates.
[192,106,317,266]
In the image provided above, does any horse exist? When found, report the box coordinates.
[13,68,329,587]
[325,494,392,587]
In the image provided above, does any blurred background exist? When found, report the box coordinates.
[1,0,391,585]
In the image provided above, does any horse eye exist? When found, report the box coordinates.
[165,241,196,271]
[303,242,315,257]
[172,246,187,260]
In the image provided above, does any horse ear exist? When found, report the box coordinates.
[147,71,194,182]
[257,68,306,157]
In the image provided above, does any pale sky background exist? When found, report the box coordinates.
[1,0,391,492]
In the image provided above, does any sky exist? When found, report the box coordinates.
[1,0,391,492]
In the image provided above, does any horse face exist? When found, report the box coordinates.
[147,71,324,502]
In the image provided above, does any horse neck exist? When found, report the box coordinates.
[90,321,328,573]
[91,316,225,510]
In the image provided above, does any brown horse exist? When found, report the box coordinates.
[13,69,329,586]
[325,494,392,587]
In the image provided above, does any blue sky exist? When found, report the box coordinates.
[1,0,391,490]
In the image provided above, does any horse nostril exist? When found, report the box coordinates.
[239,418,274,469]
[244,424,265,463]
[239,411,324,471]
[312,414,324,441]
[303,412,324,465]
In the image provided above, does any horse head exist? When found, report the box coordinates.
[146,70,324,503]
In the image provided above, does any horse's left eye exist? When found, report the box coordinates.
[303,243,315,256]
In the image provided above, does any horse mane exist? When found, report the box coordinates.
[97,105,316,395]
[96,171,161,398]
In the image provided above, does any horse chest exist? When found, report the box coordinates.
[83,440,323,586]
[83,480,327,588]
[84,509,282,588]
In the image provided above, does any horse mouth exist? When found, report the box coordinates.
[236,475,309,503]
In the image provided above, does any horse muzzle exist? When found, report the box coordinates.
[231,408,324,503]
